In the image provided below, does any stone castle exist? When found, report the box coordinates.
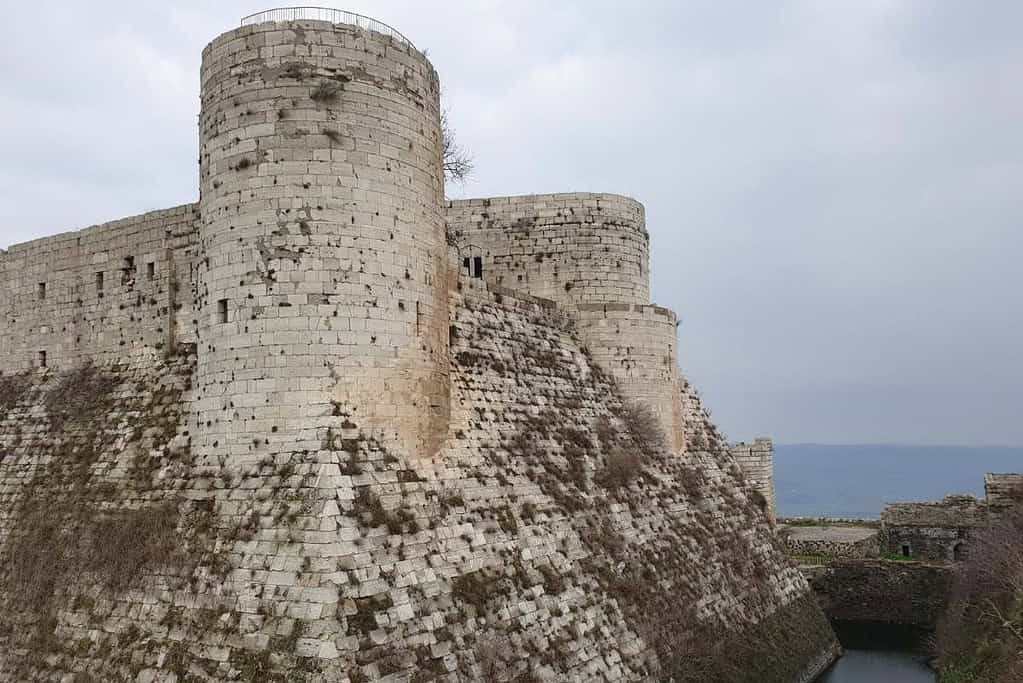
[0,9,831,681]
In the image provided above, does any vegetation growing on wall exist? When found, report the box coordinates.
[935,502,1023,682]
[0,357,227,678]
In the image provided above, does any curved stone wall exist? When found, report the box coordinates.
[196,19,449,461]
[730,438,777,522]
[447,192,650,307]
[574,303,684,451]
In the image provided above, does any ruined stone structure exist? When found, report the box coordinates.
[0,9,835,682]
[881,473,1023,562]
[805,560,953,629]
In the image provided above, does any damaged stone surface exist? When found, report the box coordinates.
[0,13,837,683]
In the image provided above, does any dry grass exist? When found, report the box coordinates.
[935,504,1023,682]
[597,449,642,490]
[310,80,342,103]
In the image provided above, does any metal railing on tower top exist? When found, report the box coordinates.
[240,7,415,50]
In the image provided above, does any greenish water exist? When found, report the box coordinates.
[820,622,935,682]
[820,650,934,682]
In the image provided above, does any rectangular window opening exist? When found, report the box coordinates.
[462,257,470,275]
[473,256,483,279]
[218,298,229,324]
[901,545,911,558]
[147,262,156,281]
[38,282,46,300]
[38,350,47,368]
[96,271,104,295]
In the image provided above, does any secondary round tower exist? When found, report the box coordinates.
[195,10,450,462]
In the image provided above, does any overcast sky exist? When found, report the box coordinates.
[2,1,1021,445]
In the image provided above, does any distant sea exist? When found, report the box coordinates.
[775,444,1023,520]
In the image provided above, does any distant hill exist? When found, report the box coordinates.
[775,444,1023,519]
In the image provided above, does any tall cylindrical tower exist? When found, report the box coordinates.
[196,13,449,462]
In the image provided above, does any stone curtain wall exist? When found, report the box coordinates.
[0,13,842,681]
[985,473,1023,506]
[784,531,879,559]
[0,205,199,374]
[574,303,684,452]
[447,193,690,452]
[806,560,954,628]
[729,439,777,523]
[195,20,450,464]
[0,281,838,681]
[446,193,650,308]
[881,496,992,562]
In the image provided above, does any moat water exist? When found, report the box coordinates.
[820,622,934,682]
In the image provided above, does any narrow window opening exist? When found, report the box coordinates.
[122,256,136,289]
[147,262,155,281]
[96,271,104,296]
[901,544,911,558]
[953,543,965,561]
[38,351,47,368]
[38,282,46,300]
[416,301,421,335]
[462,257,470,275]
[473,256,483,279]
[218,299,229,324]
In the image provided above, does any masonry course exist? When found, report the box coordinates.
[0,11,834,682]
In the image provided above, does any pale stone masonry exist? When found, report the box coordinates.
[881,473,1022,562]
[0,11,835,682]
[729,439,777,522]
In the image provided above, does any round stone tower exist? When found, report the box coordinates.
[195,11,449,462]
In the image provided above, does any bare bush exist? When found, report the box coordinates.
[620,400,665,457]
[310,79,342,103]
[935,504,1023,681]
[442,110,473,183]
[597,449,642,490]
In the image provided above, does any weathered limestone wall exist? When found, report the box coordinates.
[0,204,199,373]
[195,20,450,464]
[985,473,1023,506]
[783,526,879,559]
[0,13,840,682]
[446,193,650,308]
[729,439,777,522]
[574,303,683,452]
[881,495,992,562]
[805,560,954,628]
[0,274,837,681]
